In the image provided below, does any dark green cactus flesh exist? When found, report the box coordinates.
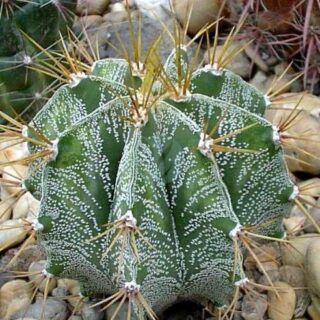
[0,0,76,122]
[24,48,295,317]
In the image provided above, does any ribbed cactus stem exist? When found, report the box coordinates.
[18,45,295,318]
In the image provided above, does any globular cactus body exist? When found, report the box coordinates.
[22,48,295,317]
[0,0,76,122]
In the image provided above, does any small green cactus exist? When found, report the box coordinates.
[0,0,76,122]
[3,43,296,318]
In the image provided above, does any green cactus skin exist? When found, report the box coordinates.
[0,0,76,122]
[23,47,295,318]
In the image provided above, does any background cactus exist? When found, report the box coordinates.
[9,41,298,319]
[0,0,76,123]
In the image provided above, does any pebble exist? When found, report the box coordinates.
[265,92,320,175]
[1,142,29,164]
[28,260,57,294]
[290,201,314,219]
[205,43,251,79]
[245,45,269,72]
[102,10,131,24]
[0,219,27,251]
[280,234,318,267]
[298,178,320,198]
[77,0,110,15]
[7,244,46,272]
[258,269,280,288]
[267,281,296,320]
[57,278,81,307]
[13,192,40,220]
[51,286,68,298]
[305,200,320,233]
[96,13,196,64]
[283,216,305,235]
[75,15,104,31]
[241,293,267,320]
[1,165,27,195]
[244,243,280,273]
[57,279,81,296]
[0,280,32,319]
[308,295,320,320]
[110,2,125,12]
[0,271,11,288]
[305,238,320,296]
[0,187,15,223]
[81,302,104,320]
[13,296,68,320]
[68,316,83,320]
[279,265,310,317]
[173,0,226,35]
[249,70,268,92]
[134,0,170,20]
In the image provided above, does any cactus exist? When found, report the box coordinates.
[1,40,297,319]
[0,0,76,123]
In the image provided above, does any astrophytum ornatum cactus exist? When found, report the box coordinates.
[22,47,295,318]
[0,0,76,122]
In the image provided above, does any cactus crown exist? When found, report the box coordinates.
[4,26,296,318]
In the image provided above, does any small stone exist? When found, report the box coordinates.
[298,178,320,198]
[241,293,267,320]
[290,201,314,219]
[0,271,11,288]
[305,238,320,296]
[8,244,46,272]
[13,192,40,220]
[305,201,320,233]
[68,316,83,320]
[81,302,104,320]
[0,187,15,223]
[267,281,296,320]
[58,278,81,307]
[0,219,27,250]
[51,286,68,298]
[134,0,171,20]
[205,43,251,79]
[173,0,227,35]
[249,71,268,92]
[280,265,306,288]
[283,216,305,235]
[1,142,29,165]
[265,92,320,175]
[0,280,32,319]
[308,295,320,320]
[1,165,27,195]
[102,10,130,24]
[244,243,280,273]
[245,45,269,72]
[258,269,280,288]
[13,296,68,320]
[110,2,125,12]
[279,265,310,317]
[57,278,81,296]
[76,0,110,15]
[75,15,104,31]
[280,234,317,266]
[28,260,57,294]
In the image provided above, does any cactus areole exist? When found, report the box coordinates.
[24,48,295,318]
